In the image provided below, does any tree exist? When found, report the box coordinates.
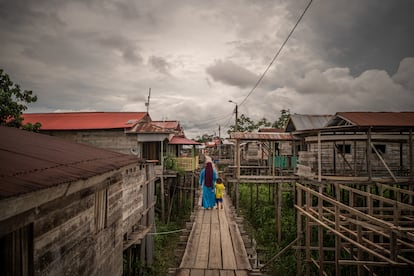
[0,69,40,131]
[195,133,214,143]
[273,109,290,129]
[227,114,255,134]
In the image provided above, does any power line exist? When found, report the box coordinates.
[239,0,313,107]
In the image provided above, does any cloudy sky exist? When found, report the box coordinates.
[1,0,414,138]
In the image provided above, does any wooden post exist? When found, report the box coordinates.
[318,131,321,182]
[409,129,413,184]
[272,141,275,177]
[250,183,253,214]
[318,184,324,275]
[297,184,303,276]
[367,127,372,182]
[277,182,282,244]
[305,186,311,276]
[334,183,341,276]
[236,139,241,211]
[353,137,357,176]
[160,140,165,222]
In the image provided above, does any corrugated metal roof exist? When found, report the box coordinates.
[258,128,285,132]
[286,114,333,131]
[169,136,200,145]
[0,126,140,199]
[151,121,181,130]
[230,132,293,141]
[22,112,149,130]
[330,112,414,127]
[128,120,183,134]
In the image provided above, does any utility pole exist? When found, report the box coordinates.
[218,125,221,161]
[235,104,238,132]
[145,88,151,113]
[228,100,240,212]
[228,100,238,132]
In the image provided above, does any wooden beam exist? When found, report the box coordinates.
[305,134,412,143]
[370,142,398,182]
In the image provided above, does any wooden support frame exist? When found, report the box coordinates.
[295,181,414,275]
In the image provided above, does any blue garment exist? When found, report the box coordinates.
[199,168,217,209]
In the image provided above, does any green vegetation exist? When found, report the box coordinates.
[0,68,40,131]
[238,183,298,275]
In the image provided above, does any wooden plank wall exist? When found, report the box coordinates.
[1,163,151,276]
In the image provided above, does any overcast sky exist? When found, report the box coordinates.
[1,0,414,138]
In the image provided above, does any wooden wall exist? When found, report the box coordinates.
[0,163,154,276]
[305,141,411,177]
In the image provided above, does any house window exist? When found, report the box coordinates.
[336,144,351,154]
[0,224,33,276]
[372,144,386,154]
[95,188,108,232]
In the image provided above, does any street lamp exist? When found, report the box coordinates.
[228,100,240,212]
[228,100,238,132]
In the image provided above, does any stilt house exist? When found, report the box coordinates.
[0,126,156,275]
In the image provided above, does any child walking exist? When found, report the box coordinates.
[215,177,225,209]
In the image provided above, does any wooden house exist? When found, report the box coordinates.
[0,126,156,275]
[22,113,199,172]
[129,120,200,171]
[293,112,414,181]
[21,112,151,156]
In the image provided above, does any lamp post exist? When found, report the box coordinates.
[228,100,240,211]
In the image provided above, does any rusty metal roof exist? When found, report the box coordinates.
[169,136,200,145]
[22,112,149,130]
[329,112,414,127]
[230,132,294,141]
[128,120,184,135]
[0,126,140,199]
[258,128,285,132]
[286,114,333,132]
[151,121,181,130]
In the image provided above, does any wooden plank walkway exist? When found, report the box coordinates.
[175,195,253,276]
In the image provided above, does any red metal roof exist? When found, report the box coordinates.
[334,112,414,127]
[169,136,200,145]
[0,126,140,199]
[22,112,149,130]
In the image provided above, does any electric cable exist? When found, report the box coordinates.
[239,0,313,107]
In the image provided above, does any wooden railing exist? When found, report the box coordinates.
[173,156,199,171]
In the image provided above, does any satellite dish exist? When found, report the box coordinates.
[130,148,138,155]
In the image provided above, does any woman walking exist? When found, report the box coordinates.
[199,161,217,209]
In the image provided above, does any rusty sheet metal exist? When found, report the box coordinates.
[334,112,414,127]
[151,121,181,130]
[230,132,293,141]
[0,126,140,199]
[22,112,148,130]
[128,120,183,134]
[169,136,200,145]
[129,121,171,133]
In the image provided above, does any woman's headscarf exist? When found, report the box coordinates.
[204,162,213,187]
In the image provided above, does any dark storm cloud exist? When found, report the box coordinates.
[206,60,258,88]
[298,0,414,76]
[97,35,143,65]
[0,0,65,29]
[1,0,413,138]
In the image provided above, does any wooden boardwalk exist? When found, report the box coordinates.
[174,195,254,276]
